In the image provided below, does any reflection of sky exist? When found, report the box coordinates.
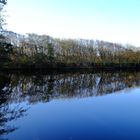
[122,87,140,94]
[4,88,140,140]
[6,0,140,46]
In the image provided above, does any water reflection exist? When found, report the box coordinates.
[1,72,140,103]
[0,74,27,136]
[0,71,140,138]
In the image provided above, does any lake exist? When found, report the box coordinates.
[0,70,140,140]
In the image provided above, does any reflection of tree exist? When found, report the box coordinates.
[0,71,140,136]
[97,72,140,95]
[0,74,27,136]
[2,71,139,104]
[0,103,27,135]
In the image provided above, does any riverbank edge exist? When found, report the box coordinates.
[1,65,140,74]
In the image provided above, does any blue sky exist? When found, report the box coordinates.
[6,0,140,46]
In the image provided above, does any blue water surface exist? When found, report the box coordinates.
[1,72,140,140]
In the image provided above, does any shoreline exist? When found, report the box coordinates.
[1,65,140,74]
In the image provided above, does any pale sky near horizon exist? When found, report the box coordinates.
[5,0,140,46]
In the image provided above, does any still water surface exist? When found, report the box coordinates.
[0,71,140,140]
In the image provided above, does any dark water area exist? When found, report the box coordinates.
[0,70,140,140]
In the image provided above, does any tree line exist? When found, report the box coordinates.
[0,33,140,69]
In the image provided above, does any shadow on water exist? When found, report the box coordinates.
[0,70,140,138]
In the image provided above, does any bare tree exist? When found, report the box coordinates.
[0,0,7,32]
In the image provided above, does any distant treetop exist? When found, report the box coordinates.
[0,0,7,5]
